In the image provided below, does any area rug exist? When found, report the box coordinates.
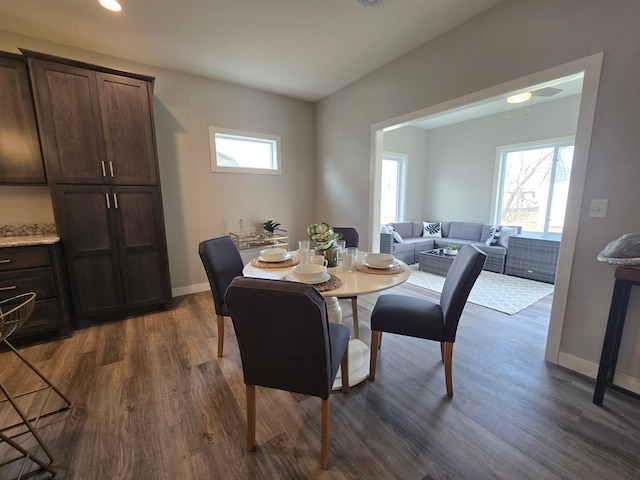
[406,266,554,315]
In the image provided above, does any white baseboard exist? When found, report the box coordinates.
[557,351,640,395]
[172,282,210,298]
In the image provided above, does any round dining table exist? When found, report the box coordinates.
[242,251,411,388]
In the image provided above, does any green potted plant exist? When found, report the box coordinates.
[443,244,459,256]
[262,220,281,235]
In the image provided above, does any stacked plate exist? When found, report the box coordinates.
[259,248,290,263]
[291,264,330,284]
[363,253,398,269]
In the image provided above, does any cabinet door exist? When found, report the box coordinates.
[28,59,108,184]
[51,185,125,318]
[0,54,46,184]
[97,73,158,185]
[111,186,171,308]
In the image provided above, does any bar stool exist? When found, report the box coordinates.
[0,292,71,479]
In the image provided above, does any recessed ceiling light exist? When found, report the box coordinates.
[358,0,382,6]
[99,0,122,12]
[507,92,532,104]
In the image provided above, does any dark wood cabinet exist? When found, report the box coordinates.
[0,243,72,341]
[51,185,171,319]
[0,52,46,184]
[24,50,172,322]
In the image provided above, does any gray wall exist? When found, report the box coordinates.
[316,0,640,387]
[0,31,316,296]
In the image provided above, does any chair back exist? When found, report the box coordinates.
[198,236,244,316]
[439,244,486,342]
[224,277,338,400]
[333,227,359,248]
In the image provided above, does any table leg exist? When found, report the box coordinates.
[325,296,370,390]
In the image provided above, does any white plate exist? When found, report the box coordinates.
[258,253,291,263]
[363,260,399,269]
[288,272,331,284]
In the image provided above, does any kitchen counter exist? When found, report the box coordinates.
[0,235,60,247]
[0,223,59,247]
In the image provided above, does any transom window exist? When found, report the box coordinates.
[209,127,281,175]
[495,138,574,233]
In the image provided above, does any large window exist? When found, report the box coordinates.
[380,153,407,224]
[209,126,281,175]
[496,139,574,233]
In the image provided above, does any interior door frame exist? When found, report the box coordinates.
[368,52,603,364]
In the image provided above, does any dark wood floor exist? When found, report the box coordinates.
[1,282,639,479]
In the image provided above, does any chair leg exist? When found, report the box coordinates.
[440,342,445,363]
[350,298,359,339]
[378,332,382,350]
[216,314,224,357]
[443,342,454,398]
[340,344,349,393]
[321,399,329,469]
[246,384,256,451]
[369,330,381,381]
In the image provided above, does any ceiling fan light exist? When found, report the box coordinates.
[99,0,122,12]
[507,92,532,104]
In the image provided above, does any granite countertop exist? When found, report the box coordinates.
[0,223,59,248]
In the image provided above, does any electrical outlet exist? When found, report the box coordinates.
[589,199,608,218]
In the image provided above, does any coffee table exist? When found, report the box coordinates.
[419,249,456,276]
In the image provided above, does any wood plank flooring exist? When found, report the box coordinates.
[1,282,639,479]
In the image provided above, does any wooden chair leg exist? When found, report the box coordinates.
[440,341,445,363]
[350,298,360,338]
[378,331,382,350]
[443,342,454,398]
[246,385,256,451]
[216,314,224,357]
[340,343,349,393]
[321,399,329,469]
[369,330,381,381]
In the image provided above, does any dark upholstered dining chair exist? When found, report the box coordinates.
[369,244,486,398]
[333,227,361,338]
[198,235,244,357]
[225,277,350,470]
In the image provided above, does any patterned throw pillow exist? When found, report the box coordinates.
[387,225,403,243]
[422,222,442,238]
[486,225,502,246]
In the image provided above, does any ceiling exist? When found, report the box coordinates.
[0,0,503,102]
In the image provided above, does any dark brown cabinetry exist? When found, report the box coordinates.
[24,50,172,322]
[0,243,71,341]
[0,52,46,184]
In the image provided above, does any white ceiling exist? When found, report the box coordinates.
[0,0,503,102]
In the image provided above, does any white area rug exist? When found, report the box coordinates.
[406,266,554,315]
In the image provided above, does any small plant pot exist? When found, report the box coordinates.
[443,248,458,256]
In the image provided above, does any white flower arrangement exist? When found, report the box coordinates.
[307,222,342,252]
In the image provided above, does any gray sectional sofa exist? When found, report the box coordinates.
[380,221,522,273]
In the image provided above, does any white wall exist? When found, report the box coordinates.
[421,95,581,222]
[316,0,640,386]
[0,31,316,296]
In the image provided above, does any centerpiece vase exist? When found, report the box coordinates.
[318,246,339,267]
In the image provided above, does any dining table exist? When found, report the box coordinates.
[242,250,411,388]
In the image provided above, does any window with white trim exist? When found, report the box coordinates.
[495,138,574,233]
[380,153,407,224]
[209,126,281,175]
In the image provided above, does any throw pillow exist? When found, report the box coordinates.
[422,222,442,238]
[380,224,390,234]
[387,225,404,243]
[497,227,518,248]
[486,225,502,246]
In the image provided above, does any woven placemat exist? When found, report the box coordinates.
[251,256,299,269]
[355,261,405,275]
[283,273,342,292]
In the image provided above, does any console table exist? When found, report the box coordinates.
[593,266,640,406]
[505,233,561,283]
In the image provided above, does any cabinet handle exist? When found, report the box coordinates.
[101,161,107,177]
[0,285,17,291]
[109,161,114,177]
[0,259,11,264]
[113,193,119,209]
[106,193,111,209]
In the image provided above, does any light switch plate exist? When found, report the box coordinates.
[589,199,608,218]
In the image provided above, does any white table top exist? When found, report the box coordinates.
[242,251,410,298]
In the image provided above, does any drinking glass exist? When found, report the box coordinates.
[345,247,358,272]
[298,240,311,264]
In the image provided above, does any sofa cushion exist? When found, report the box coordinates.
[448,222,483,241]
[485,225,502,246]
[422,222,442,238]
[390,221,413,238]
[412,221,424,237]
[497,227,518,247]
